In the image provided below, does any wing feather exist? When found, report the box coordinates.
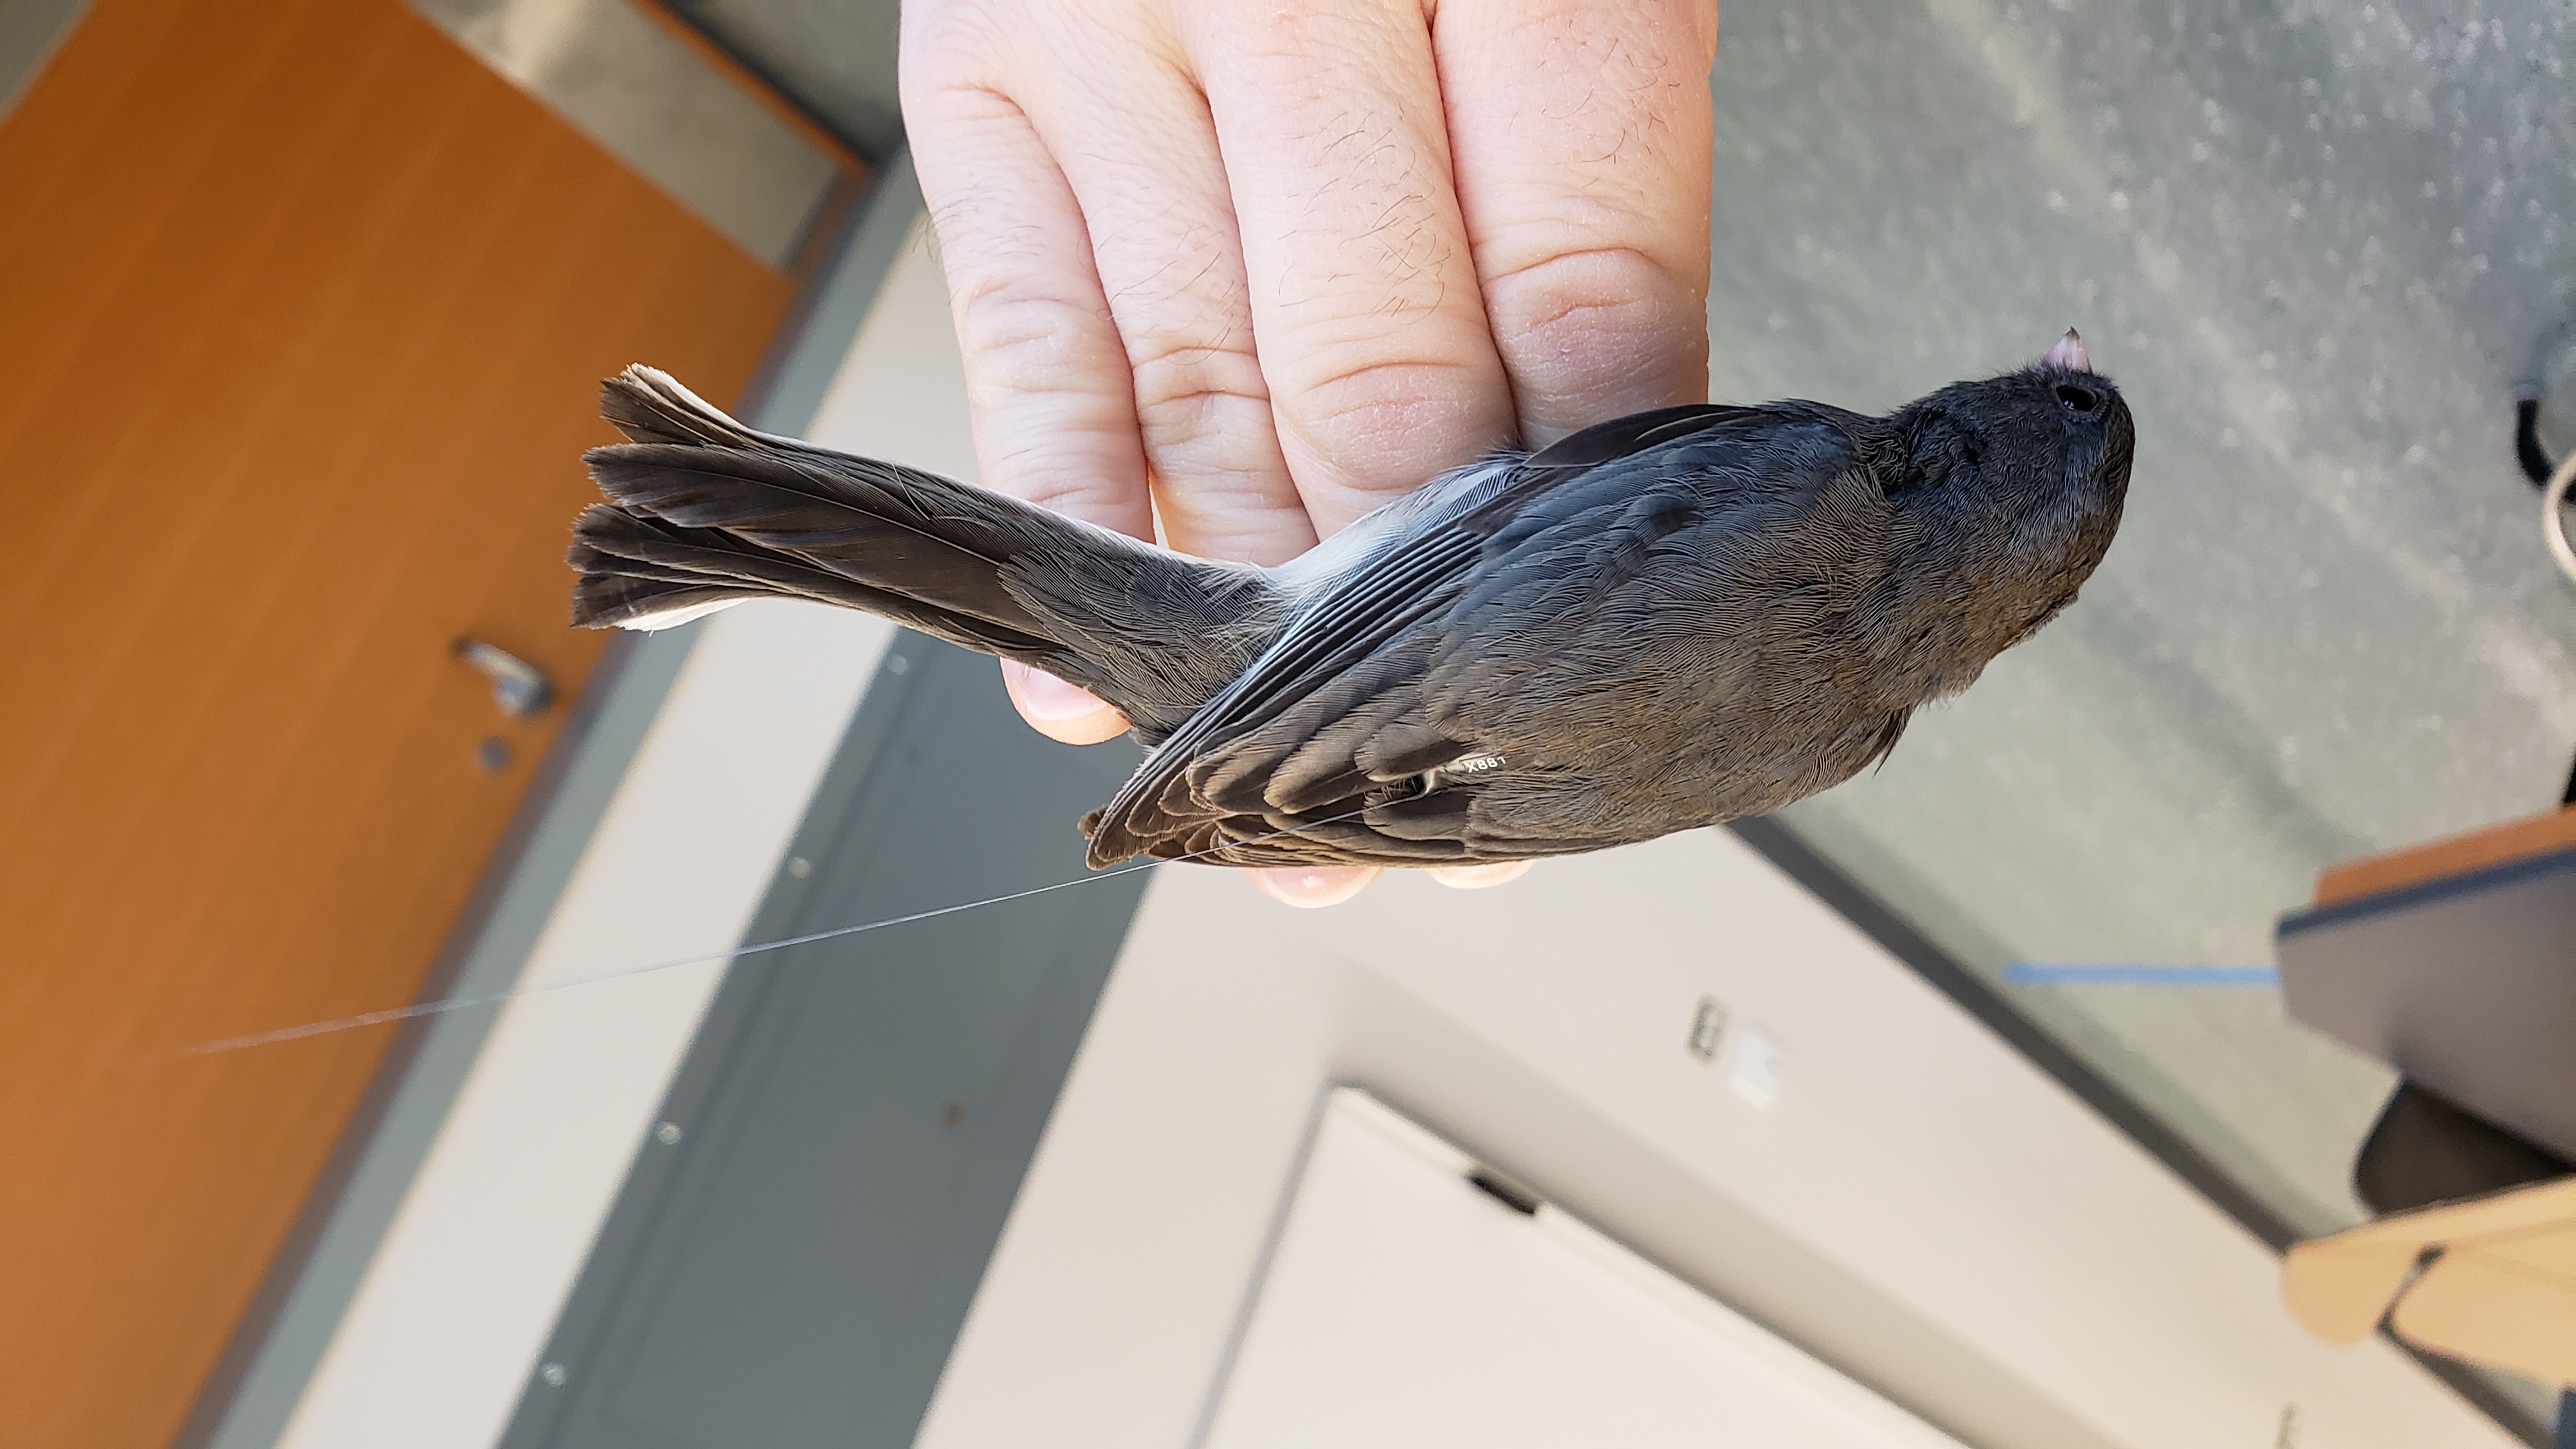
[1085,403,1848,866]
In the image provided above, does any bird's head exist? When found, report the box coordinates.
[1873,329,2136,670]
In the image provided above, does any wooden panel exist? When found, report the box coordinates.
[0,3,796,1445]
[2285,1177,2576,1384]
[2315,805,2576,906]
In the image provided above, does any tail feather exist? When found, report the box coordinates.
[583,445,1057,638]
[567,525,768,631]
[571,505,1057,657]
[597,366,793,451]
[565,561,763,632]
[568,367,1278,737]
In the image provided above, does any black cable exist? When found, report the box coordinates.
[2517,396,2557,488]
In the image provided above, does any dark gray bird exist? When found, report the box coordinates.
[569,330,2132,870]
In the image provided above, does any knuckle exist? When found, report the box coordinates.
[949,298,1149,528]
[978,418,1141,525]
[953,288,1114,388]
[1480,245,1708,406]
[1273,355,1502,486]
[1127,338,1269,438]
[897,4,1012,103]
[1483,243,1698,331]
[1004,470,1133,524]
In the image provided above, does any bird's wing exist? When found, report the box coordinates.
[1083,404,1853,867]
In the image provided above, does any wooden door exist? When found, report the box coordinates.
[0,2,798,1443]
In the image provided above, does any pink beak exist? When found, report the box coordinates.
[2043,328,2090,372]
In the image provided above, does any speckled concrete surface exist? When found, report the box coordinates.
[1717,0,2575,1255]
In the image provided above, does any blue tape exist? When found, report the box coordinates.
[2002,964,2280,987]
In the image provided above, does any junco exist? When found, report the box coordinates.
[570,330,2131,869]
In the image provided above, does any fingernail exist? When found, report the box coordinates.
[1426,860,1534,891]
[1250,865,1381,909]
[1002,659,1110,721]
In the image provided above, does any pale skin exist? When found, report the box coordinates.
[902,0,1719,905]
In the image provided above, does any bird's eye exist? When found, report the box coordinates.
[2055,383,2101,415]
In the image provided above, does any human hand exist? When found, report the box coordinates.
[903,0,1717,903]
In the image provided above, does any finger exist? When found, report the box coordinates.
[1013,29,1317,565]
[904,15,1156,742]
[1433,1,1717,442]
[901,20,1156,539]
[999,661,1130,745]
[1425,859,1534,890]
[1183,0,1514,536]
[1252,864,1381,908]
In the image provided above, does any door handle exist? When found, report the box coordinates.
[455,638,554,718]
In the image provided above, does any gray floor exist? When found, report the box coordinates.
[1706,0,2572,1419]
[1710,0,2573,1231]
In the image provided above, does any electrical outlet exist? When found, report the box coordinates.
[1686,995,1728,1061]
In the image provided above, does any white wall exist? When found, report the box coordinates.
[1201,1091,1978,1449]
[917,837,2516,1449]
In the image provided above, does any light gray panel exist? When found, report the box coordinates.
[502,634,1150,1449]
[2279,850,2576,1160]
[661,0,902,160]
[410,0,839,267]
[0,0,84,125]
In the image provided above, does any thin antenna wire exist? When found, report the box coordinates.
[186,807,1381,1056]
